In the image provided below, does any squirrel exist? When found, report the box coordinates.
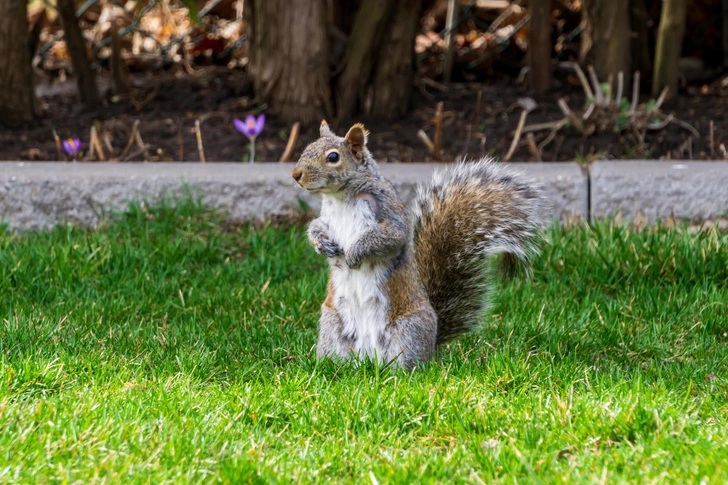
[291,121,542,370]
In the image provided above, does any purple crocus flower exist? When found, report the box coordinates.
[234,114,265,162]
[62,138,82,158]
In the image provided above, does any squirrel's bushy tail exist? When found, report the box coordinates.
[411,159,542,344]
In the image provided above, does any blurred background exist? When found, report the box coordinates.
[0,0,724,163]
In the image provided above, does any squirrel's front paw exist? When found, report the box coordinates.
[345,252,362,269]
[315,236,344,258]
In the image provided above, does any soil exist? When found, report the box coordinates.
[2,68,727,163]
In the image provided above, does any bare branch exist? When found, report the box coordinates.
[654,86,669,110]
[537,122,565,151]
[89,124,106,161]
[557,98,590,134]
[52,129,62,161]
[670,117,700,139]
[647,114,673,130]
[526,133,542,161]
[433,102,444,159]
[630,71,641,113]
[504,110,528,162]
[559,61,594,100]
[522,120,566,133]
[120,120,140,159]
[582,102,596,121]
[615,71,624,107]
[417,130,435,155]
[195,119,206,163]
[121,145,149,162]
[279,122,300,162]
[587,65,604,105]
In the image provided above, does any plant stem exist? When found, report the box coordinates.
[249,138,256,163]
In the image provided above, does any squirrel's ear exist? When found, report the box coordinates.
[344,123,369,159]
[320,120,334,137]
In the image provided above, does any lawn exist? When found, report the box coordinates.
[1,200,727,484]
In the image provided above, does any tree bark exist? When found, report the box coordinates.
[249,0,332,125]
[724,0,728,68]
[528,0,552,94]
[652,0,688,97]
[630,0,651,77]
[0,0,40,127]
[335,0,393,121]
[581,0,631,82]
[57,0,100,108]
[368,0,421,118]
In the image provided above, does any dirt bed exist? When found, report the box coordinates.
[1,69,727,163]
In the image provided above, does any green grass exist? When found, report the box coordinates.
[1,200,727,484]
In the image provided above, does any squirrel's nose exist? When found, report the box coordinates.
[291,167,303,182]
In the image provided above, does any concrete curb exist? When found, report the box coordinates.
[0,161,726,231]
[590,161,728,222]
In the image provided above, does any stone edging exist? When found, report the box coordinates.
[0,161,726,231]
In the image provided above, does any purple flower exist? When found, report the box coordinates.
[234,114,265,139]
[62,138,82,156]
[234,114,265,162]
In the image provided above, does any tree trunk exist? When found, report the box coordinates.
[0,0,40,127]
[368,0,420,118]
[335,0,393,121]
[581,0,631,82]
[652,0,688,97]
[630,0,651,77]
[58,0,99,108]
[724,0,728,68]
[249,0,332,125]
[528,0,552,94]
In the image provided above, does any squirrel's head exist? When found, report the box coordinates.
[292,121,374,194]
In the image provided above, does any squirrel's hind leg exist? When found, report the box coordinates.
[386,307,438,370]
[316,304,351,360]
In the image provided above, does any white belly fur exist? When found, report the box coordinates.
[321,195,390,361]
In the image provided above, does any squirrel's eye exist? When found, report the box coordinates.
[326,152,340,164]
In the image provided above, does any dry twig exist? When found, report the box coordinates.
[654,86,669,110]
[538,120,567,151]
[630,71,640,113]
[195,119,206,163]
[566,62,594,101]
[417,130,435,155]
[557,98,592,135]
[615,71,624,106]
[526,133,542,161]
[522,120,565,133]
[121,145,148,162]
[647,114,674,131]
[670,118,700,139]
[89,124,106,161]
[433,102,444,159]
[504,110,528,162]
[279,122,301,162]
[52,129,62,161]
[120,120,140,159]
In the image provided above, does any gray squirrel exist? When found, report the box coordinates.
[292,121,542,370]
